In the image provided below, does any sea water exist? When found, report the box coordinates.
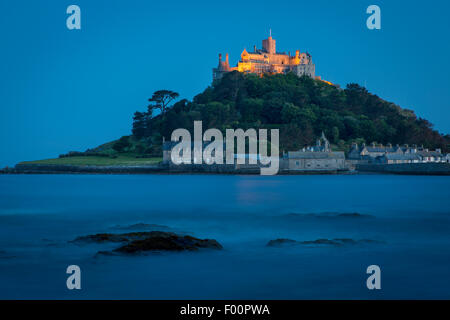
[0,174,449,299]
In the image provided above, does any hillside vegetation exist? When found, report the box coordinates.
[21,71,449,167]
[132,71,449,154]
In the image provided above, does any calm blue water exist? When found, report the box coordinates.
[0,174,449,299]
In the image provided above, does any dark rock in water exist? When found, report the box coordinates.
[41,238,64,247]
[335,213,373,218]
[355,239,384,244]
[0,250,16,259]
[267,239,298,247]
[70,232,159,244]
[267,238,383,247]
[300,238,345,246]
[71,231,222,254]
[114,233,223,254]
[110,223,170,231]
[95,250,117,257]
[283,212,374,219]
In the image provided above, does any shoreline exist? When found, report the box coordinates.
[2,163,351,175]
[1,162,450,176]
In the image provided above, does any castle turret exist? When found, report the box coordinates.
[217,53,230,71]
[262,31,276,54]
[293,50,301,64]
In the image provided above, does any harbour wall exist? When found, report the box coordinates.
[356,163,450,175]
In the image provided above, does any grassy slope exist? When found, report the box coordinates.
[18,154,162,166]
[17,135,163,167]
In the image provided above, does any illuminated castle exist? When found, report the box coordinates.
[213,31,321,82]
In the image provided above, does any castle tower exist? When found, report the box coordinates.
[217,53,230,71]
[262,30,276,54]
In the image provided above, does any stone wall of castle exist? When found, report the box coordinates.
[292,63,316,78]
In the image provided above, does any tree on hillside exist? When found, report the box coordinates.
[148,90,179,115]
[132,90,179,140]
[132,111,148,138]
[113,136,131,153]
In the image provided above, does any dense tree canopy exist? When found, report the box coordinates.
[132,72,449,154]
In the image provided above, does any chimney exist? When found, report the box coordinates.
[218,53,222,63]
[225,53,229,65]
[254,45,256,52]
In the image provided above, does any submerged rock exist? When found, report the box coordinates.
[0,250,16,259]
[267,238,383,247]
[110,223,170,231]
[266,239,298,247]
[283,212,374,219]
[71,231,222,254]
[115,233,223,254]
[71,232,152,244]
[335,213,373,218]
[301,238,345,246]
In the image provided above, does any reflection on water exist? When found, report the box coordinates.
[0,174,449,299]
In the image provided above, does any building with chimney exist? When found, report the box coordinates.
[348,143,445,164]
[281,133,347,172]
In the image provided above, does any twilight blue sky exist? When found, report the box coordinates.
[1,0,449,166]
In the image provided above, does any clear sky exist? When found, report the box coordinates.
[1,0,449,166]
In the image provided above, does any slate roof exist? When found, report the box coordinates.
[416,151,443,157]
[364,147,398,153]
[287,151,345,159]
[383,154,421,161]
